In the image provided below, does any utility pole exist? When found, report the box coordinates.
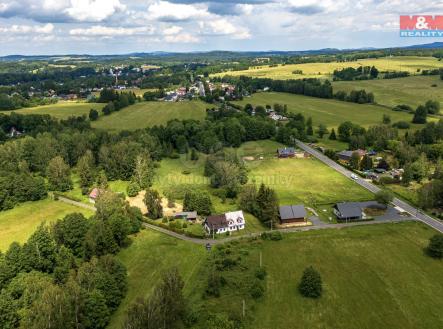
[260,251,262,267]
[242,299,245,318]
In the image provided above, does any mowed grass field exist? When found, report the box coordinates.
[247,157,372,205]
[11,101,103,119]
[213,56,443,80]
[250,222,443,329]
[235,92,421,129]
[0,199,94,252]
[334,75,443,109]
[108,229,206,329]
[92,100,208,131]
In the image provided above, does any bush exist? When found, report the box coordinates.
[249,280,265,299]
[392,121,410,129]
[378,176,396,185]
[261,231,283,241]
[298,266,322,298]
[426,234,443,259]
[255,267,267,280]
[126,181,141,197]
[374,190,394,205]
[182,170,191,175]
[205,272,226,297]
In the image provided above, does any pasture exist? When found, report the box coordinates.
[0,199,94,252]
[92,100,208,131]
[11,101,103,119]
[213,56,443,80]
[234,92,420,129]
[333,75,443,109]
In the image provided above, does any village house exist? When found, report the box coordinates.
[269,111,287,121]
[9,127,22,138]
[279,205,307,224]
[204,210,245,234]
[277,147,295,158]
[336,149,367,163]
[89,188,103,204]
[333,202,365,221]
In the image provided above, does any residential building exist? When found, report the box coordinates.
[336,149,367,163]
[279,205,307,224]
[333,202,364,221]
[277,147,295,158]
[204,210,245,234]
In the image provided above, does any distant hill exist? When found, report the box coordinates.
[1,42,442,61]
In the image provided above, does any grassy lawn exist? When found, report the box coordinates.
[213,56,443,80]
[91,100,208,131]
[246,157,372,205]
[0,199,94,252]
[250,221,443,329]
[234,92,422,130]
[11,101,103,119]
[333,75,443,109]
[107,229,206,329]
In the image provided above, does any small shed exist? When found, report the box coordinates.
[333,202,363,221]
[174,211,197,221]
[89,188,102,204]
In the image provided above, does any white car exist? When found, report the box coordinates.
[351,174,359,180]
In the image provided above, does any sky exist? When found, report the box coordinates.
[0,0,442,55]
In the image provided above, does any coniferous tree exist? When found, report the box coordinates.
[298,266,322,298]
[144,188,163,219]
[256,184,279,226]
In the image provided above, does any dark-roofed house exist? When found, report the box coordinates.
[277,147,295,158]
[333,202,364,221]
[279,205,307,224]
[204,210,245,234]
[174,211,197,221]
[337,149,366,163]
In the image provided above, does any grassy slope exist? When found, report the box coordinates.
[234,92,421,129]
[213,56,443,80]
[109,221,443,329]
[0,199,93,252]
[11,101,103,119]
[92,100,208,131]
[333,75,443,109]
[247,157,372,205]
[108,229,206,329]
[252,222,443,329]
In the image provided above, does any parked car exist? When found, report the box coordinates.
[351,174,359,180]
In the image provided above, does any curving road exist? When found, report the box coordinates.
[296,140,443,233]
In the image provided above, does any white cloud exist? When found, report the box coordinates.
[201,19,251,39]
[0,23,54,34]
[64,0,126,22]
[164,33,199,43]
[70,25,154,36]
[147,1,210,21]
[162,25,183,35]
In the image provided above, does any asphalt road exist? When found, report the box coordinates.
[296,140,443,234]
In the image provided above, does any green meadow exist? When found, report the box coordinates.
[333,75,443,109]
[11,101,103,119]
[109,221,443,329]
[92,100,208,131]
[0,199,94,252]
[214,56,443,80]
[235,92,422,129]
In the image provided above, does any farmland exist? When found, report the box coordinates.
[234,92,421,129]
[11,101,103,119]
[91,100,208,131]
[0,199,94,252]
[213,56,443,80]
[333,75,443,109]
